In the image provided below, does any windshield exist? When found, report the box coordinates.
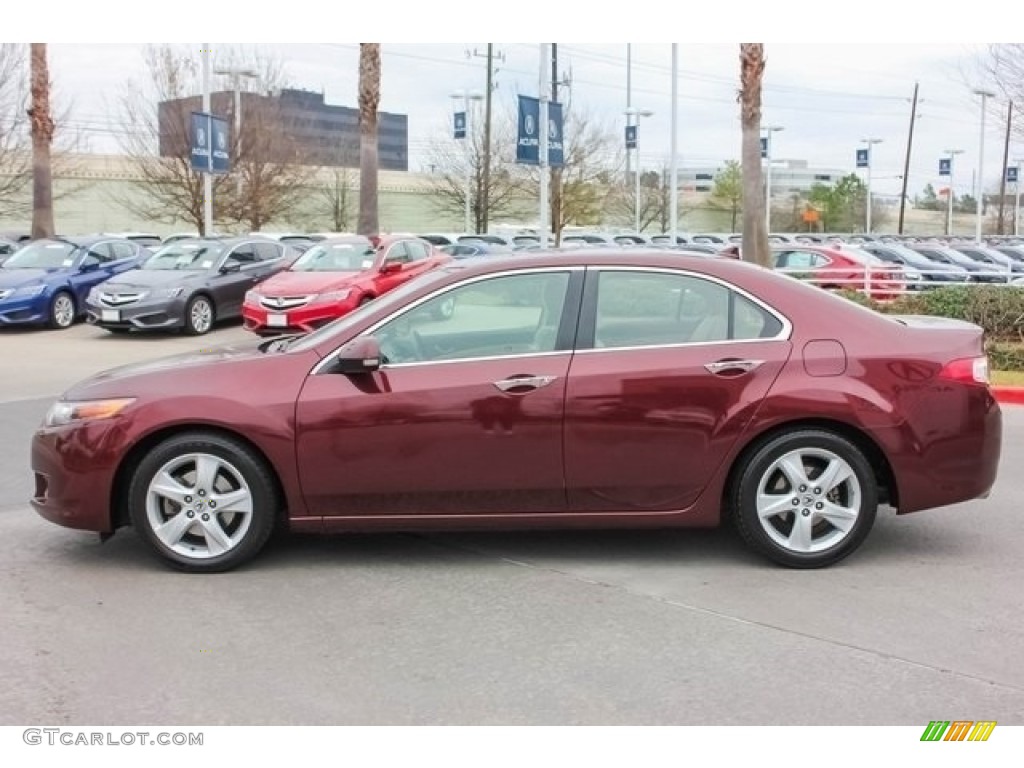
[3,240,78,270]
[291,241,376,272]
[143,243,225,271]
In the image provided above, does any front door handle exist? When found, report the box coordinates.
[704,359,764,375]
[493,374,558,393]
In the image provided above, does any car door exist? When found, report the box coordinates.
[563,267,792,512]
[295,268,583,518]
[214,242,261,316]
[373,241,414,294]
[69,243,117,305]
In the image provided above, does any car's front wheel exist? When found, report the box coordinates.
[730,429,878,568]
[184,295,214,335]
[48,291,76,329]
[127,432,278,572]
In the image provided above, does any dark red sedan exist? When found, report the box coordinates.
[241,235,451,335]
[30,250,1001,572]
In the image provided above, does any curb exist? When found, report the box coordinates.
[992,387,1024,405]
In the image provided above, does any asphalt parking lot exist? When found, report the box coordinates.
[1,321,1023,725]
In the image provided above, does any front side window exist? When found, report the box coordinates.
[592,270,782,349]
[373,271,571,365]
[291,241,375,272]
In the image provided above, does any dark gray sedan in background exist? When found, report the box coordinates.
[86,237,293,335]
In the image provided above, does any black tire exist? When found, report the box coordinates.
[127,432,279,572]
[731,429,878,568]
[48,291,76,329]
[184,295,215,336]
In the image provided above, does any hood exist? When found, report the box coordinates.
[258,269,364,296]
[0,268,52,289]
[65,340,267,399]
[101,269,207,289]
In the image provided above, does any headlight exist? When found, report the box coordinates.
[313,289,351,304]
[44,398,136,427]
[14,284,46,297]
[904,269,923,281]
[244,290,260,304]
[153,287,184,299]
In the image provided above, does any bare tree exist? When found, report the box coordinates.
[116,45,225,234]
[739,44,769,266]
[317,167,356,232]
[425,107,527,231]
[549,107,621,242]
[117,44,310,234]
[0,44,32,219]
[607,169,665,233]
[357,43,380,235]
[29,44,55,238]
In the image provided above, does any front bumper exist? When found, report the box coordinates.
[0,294,48,325]
[86,295,189,331]
[242,301,352,335]
[30,419,123,533]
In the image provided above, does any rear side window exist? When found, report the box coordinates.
[592,270,783,349]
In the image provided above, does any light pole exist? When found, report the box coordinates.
[450,90,484,233]
[944,149,965,237]
[861,138,883,233]
[974,89,996,243]
[215,66,258,197]
[763,125,783,232]
[1014,158,1024,237]
[625,107,653,233]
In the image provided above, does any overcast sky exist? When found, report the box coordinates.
[27,17,1018,200]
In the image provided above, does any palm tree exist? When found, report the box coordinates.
[739,44,769,266]
[29,43,55,238]
[357,43,380,235]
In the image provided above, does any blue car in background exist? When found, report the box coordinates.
[0,236,148,329]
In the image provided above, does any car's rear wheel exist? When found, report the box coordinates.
[184,295,214,335]
[127,432,278,572]
[731,429,877,568]
[48,291,76,329]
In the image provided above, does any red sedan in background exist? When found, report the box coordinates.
[242,235,452,335]
[30,250,1000,573]
[771,244,906,300]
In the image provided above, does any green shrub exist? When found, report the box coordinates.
[986,342,1024,372]
[836,285,1024,342]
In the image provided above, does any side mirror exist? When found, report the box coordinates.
[331,336,382,375]
[220,261,242,274]
[379,260,402,274]
[80,259,100,272]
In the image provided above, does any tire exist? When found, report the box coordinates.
[48,291,76,329]
[730,429,878,568]
[127,432,278,572]
[431,294,456,321]
[184,295,215,335]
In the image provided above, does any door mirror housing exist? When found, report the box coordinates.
[379,260,402,274]
[220,261,242,274]
[332,336,382,374]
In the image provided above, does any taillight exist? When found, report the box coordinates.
[939,356,989,385]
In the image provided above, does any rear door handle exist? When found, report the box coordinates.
[704,359,764,375]
[493,374,558,393]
